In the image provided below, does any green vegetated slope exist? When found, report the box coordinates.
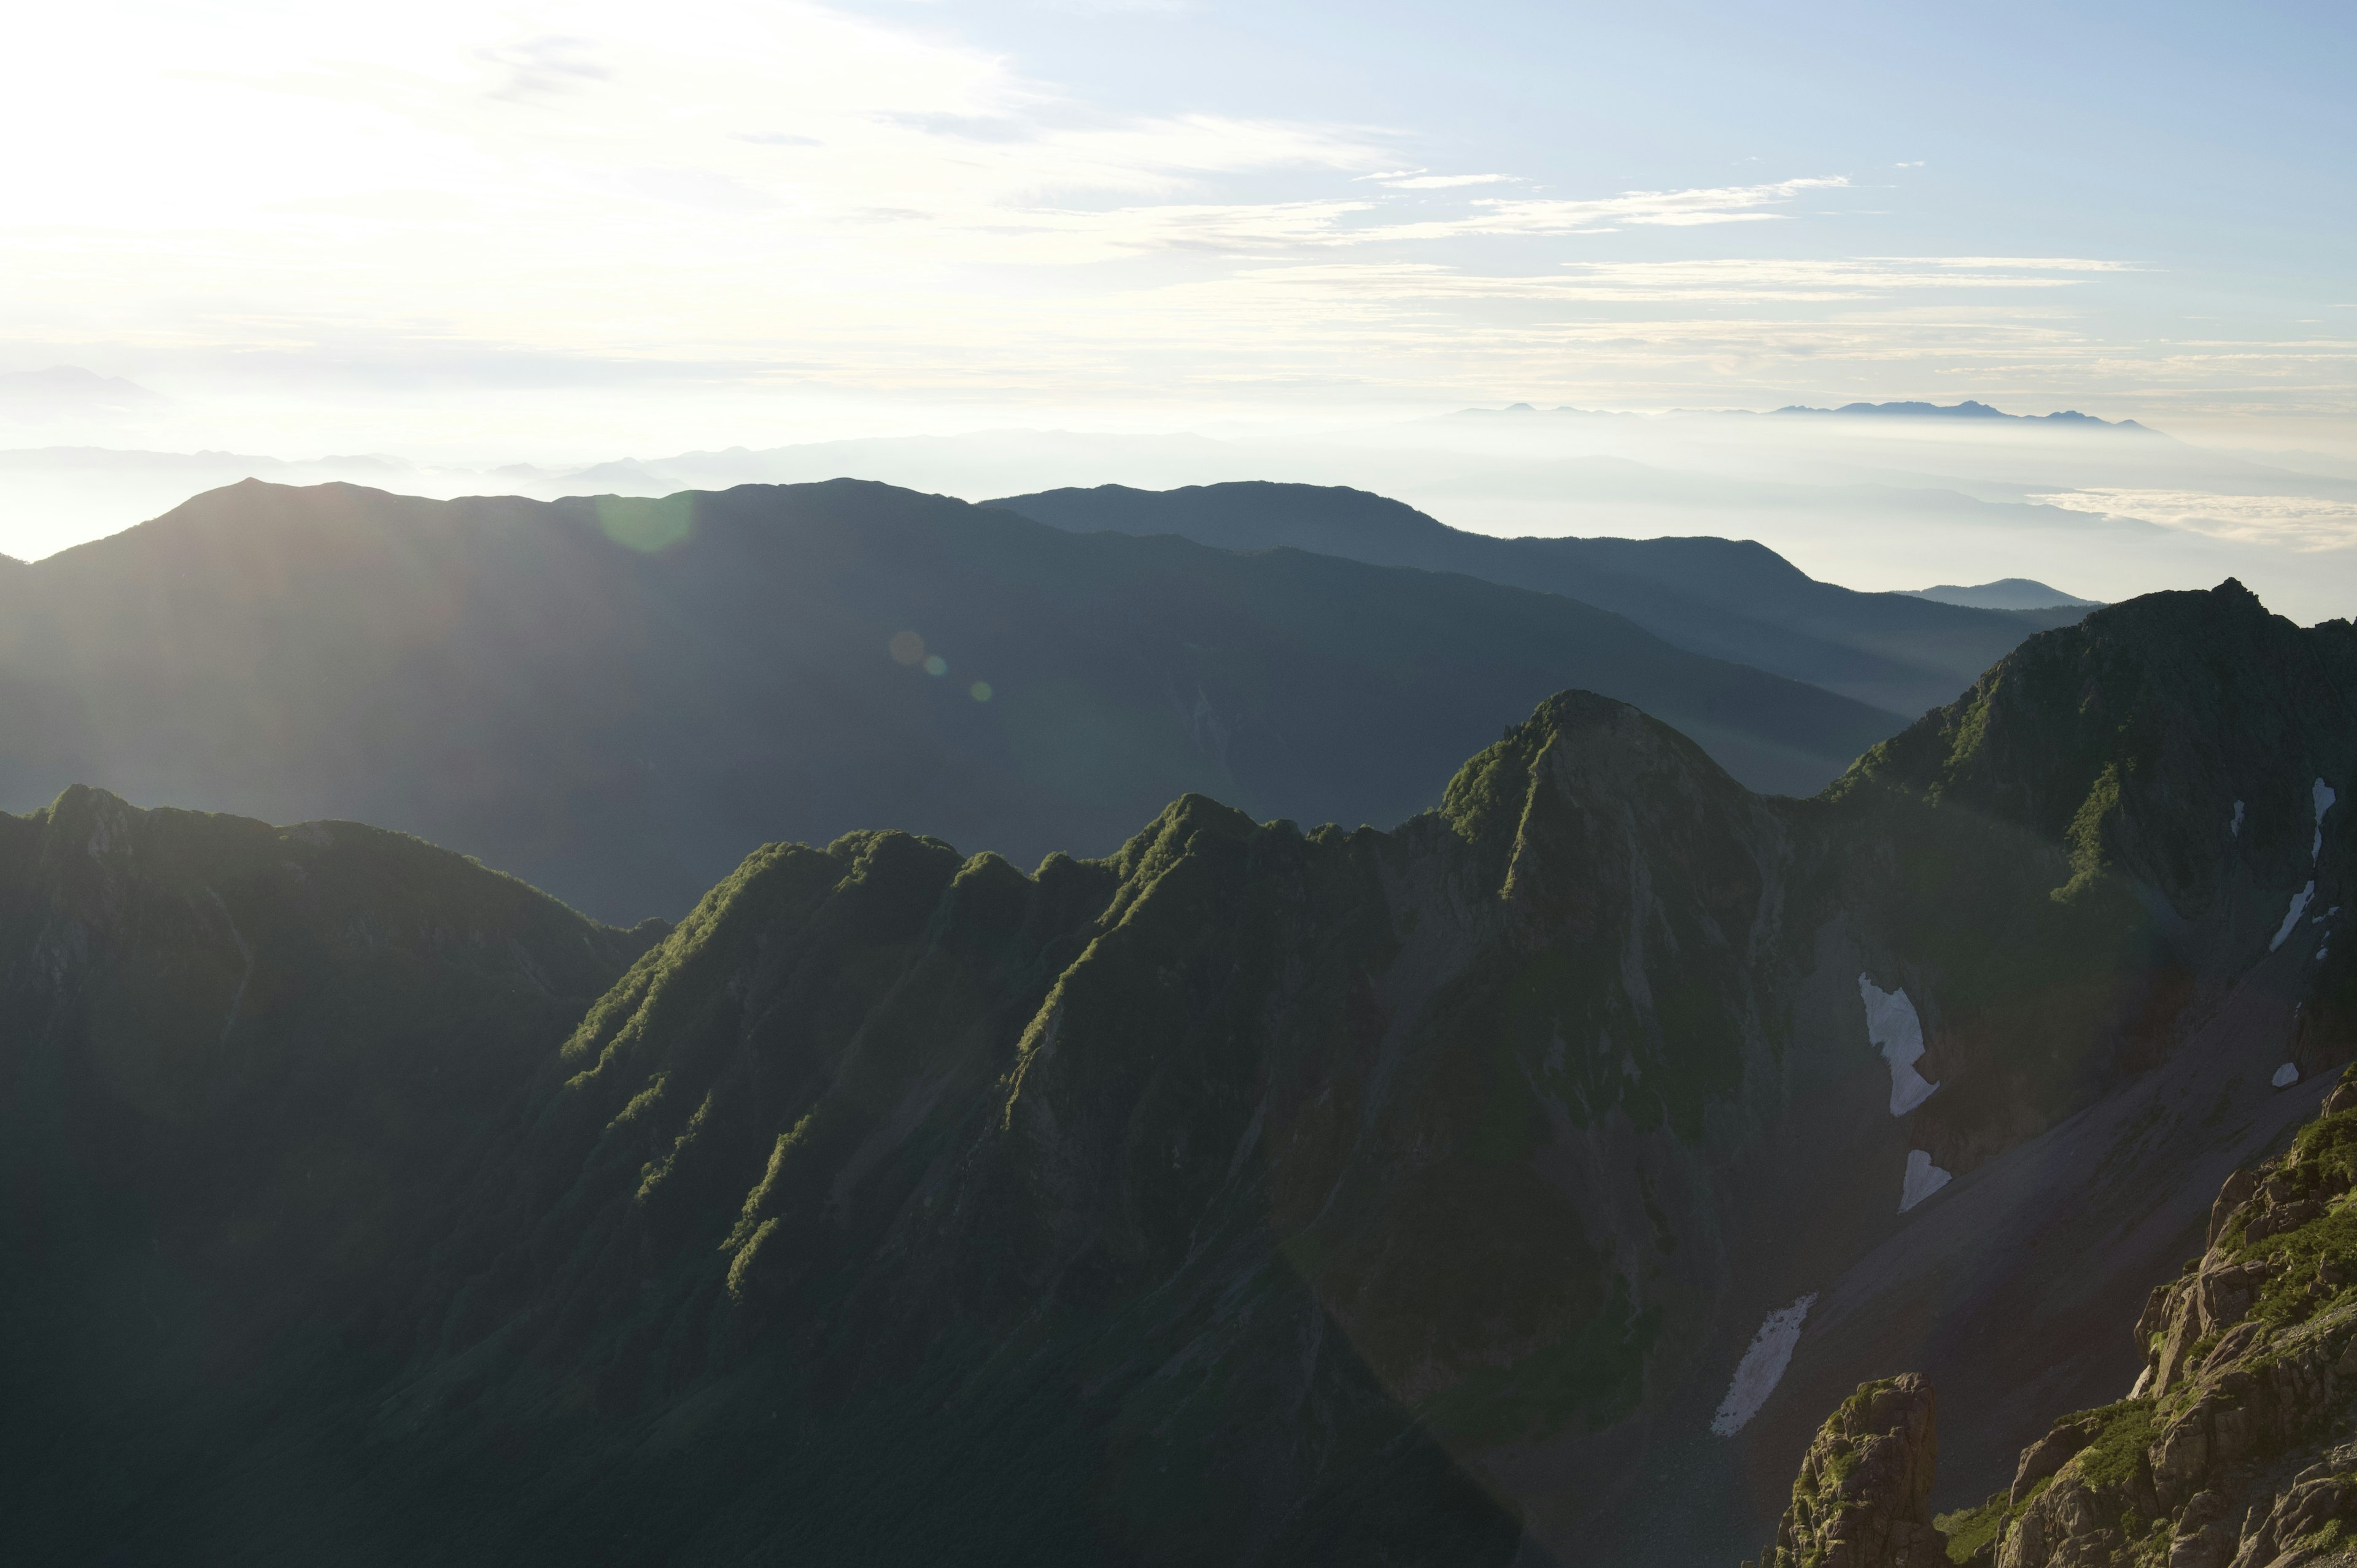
[987,481,2089,718]
[0,477,1897,926]
[2,582,2351,1565]
[0,787,662,1554]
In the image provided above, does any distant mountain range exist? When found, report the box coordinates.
[1461,398,2154,430]
[0,477,1906,923]
[1773,398,2153,430]
[987,481,2089,717]
[0,365,164,418]
[6,579,2348,1565]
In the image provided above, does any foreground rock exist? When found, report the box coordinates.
[1747,1375,1947,1568]
[1777,1071,2357,1568]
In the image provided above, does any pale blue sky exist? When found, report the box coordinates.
[856,0,2355,411]
[0,0,2349,454]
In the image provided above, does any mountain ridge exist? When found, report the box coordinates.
[0,476,1900,923]
[985,479,2090,717]
[1774,399,2153,431]
[4,577,2350,1563]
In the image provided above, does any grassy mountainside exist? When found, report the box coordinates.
[0,787,659,1556]
[988,480,2088,717]
[0,477,1897,924]
[2,582,2350,1564]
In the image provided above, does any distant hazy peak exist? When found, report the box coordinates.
[1775,398,2151,430]
[1904,578,2103,611]
[0,364,165,408]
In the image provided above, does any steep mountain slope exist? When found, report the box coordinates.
[2,581,2349,1565]
[0,477,1895,924]
[0,787,660,1553]
[986,481,2088,717]
[1762,1073,2357,1568]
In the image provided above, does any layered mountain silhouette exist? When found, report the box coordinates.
[1905,577,2102,611]
[986,481,2088,717]
[0,477,1906,924]
[5,579,2350,1564]
[1772,399,2153,430]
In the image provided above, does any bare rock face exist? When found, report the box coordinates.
[1749,1375,1948,1568]
[1937,1070,2357,1568]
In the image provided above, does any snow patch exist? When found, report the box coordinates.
[1711,1294,1817,1437]
[2274,1062,2302,1089]
[1859,975,1941,1115]
[1899,1150,1953,1213]
[2231,800,2245,837]
[2272,882,2318,951]
[2316,779,2338,861]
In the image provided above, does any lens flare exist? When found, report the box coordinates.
[888,631,924,665]
[969,681,992,701]
[923,654,947,676]
[595,495,695,554]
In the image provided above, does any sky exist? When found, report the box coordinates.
[3,0,2351,455]
[2,1,2355,617]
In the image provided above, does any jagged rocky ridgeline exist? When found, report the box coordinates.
[3,579,2354,1564]
[1759,1073,2357,1568]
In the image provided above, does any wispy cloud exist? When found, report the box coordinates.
[0,0,2307,435]
[2035,490,2357,549]
[1379,172,1516,189]
[1180,256,2124,304]
[1458,176,1852,231]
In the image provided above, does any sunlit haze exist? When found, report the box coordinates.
[4,0,2353,615]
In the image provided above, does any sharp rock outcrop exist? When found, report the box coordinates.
[1786,1068,2357,1568]
[1746,1375,1948,1568]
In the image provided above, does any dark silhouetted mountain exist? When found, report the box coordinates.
[6,579,2353,1564]
[987,480,2090,716]
[1905,577,2102,611]
[0,477,1897,924]
[1774,398,2153,430]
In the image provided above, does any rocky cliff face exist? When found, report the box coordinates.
[4,581,2354,1564]
[1772,1072,2357,1568]
[1995,1067,2357,1568]
[1748,1375,1946,1568]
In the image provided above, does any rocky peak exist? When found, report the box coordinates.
[1747,1375,1946,1568]
[1842,579,2357,921]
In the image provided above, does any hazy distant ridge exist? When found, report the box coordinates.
[989,481,2088,718]
[1772,398,2152,430]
